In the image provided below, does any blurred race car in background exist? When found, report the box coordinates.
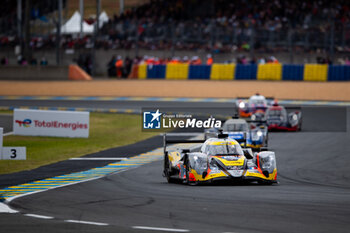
[251,102,302,131]
[163,134,277,185]
[204,117,268,150]
[236,94,274,118]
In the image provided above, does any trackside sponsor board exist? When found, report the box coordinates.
[14,109,89,138]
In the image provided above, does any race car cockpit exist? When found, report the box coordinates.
[201,140,244,156]
[223,122,248,132]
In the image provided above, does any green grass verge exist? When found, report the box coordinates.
[0,113,158,175]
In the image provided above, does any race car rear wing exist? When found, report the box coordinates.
[237,96,275,101]
[246,119,267,123]
[163,132,248,154]
[163,134,205,154]
[285,106,302,111]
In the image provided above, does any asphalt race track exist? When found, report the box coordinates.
[0,99,349,233]
[0,98,347,131]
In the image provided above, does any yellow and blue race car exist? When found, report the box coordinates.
[204,118,268,150]
[163,134,277,185]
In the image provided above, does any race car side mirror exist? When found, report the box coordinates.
[243,149,253,159]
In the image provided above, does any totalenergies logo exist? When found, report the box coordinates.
[15,119,32,127]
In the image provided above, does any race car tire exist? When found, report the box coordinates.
[184,156,197,186]
[164,155,177,183]
[298,122,302,131]
[184,157,190,184]
[257,180,274,185]
[167,176,177,184]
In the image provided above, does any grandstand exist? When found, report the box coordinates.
[0,0,349,77]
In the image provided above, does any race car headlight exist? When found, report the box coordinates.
[193,156,207,170]
[239,102,245,108]
[257,131,263,137]
[258,152,276,174]
[261,156,275,170]
[292,114,298,121]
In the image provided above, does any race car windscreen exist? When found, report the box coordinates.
[250,100,266,105]
[223,123,248,132]
[249,98,267,106]
[204,143,243,156]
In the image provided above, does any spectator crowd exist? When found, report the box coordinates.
[0,0,349,54]
[99,0,350,52]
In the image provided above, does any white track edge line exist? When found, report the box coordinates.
[132,226,190,232]
[64,219,109,226]
[24,213,54,219]
[0,202,18,213]
[69,157,128,160]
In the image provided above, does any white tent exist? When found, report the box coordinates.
[61,11,94,34]
[54,11,109,35]
[99,11,109,28]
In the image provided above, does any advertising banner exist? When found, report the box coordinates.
[13,109,89,138]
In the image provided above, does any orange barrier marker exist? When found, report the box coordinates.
[68,65,93,81]
[128,64,139,79]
